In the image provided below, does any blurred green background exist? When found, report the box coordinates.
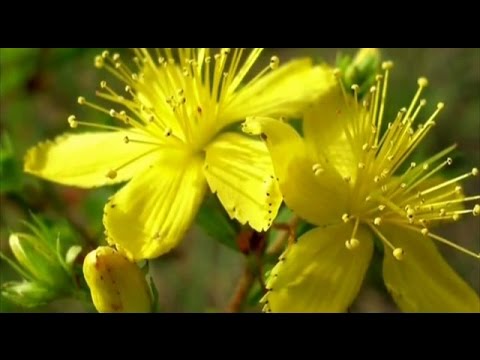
[0,48,479,313]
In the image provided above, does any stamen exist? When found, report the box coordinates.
[395,224,479,259]
[67,117,123,132]
[368,223,400,256]
[345,217,361,250]
[420,170,477,197]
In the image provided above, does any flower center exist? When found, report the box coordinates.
[67,48,282,161]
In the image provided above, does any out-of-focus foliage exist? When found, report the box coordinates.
[0,214,88,308]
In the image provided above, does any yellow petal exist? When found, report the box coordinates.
[303,83,361,179]
[381,225,480,312]
[104,151,206,260]
[83,246,152,313]
[220,60,334,125]
[265,223,373,312]
[243,117,348,226]
[24,131,161,188]
[203,132,282,232]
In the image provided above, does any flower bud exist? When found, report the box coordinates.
[337,48,381,97]
[9,233,70,288]
[1,217,82,308]
[83,246,152,313]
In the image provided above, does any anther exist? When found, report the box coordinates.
[393,248,405,261]
[101,50,109,59]
[269,56,280,70]
[421,228,429,236]
[342,214,350,223]
[106,170,117,179]
[406,208,415,221]
[446,157,453,166]
[472,168,479,176]
[95,56,104,68]
[374,217,382,226]
[68,115,78,128]
[473,204,480,216]
[345,238,360,250]
[77,96,86,105]
[417,77,428,87]
[314,168,324,176]
[124,136,129,144]
[382,61,394,70]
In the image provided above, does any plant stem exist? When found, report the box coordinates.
[226,265,255,313]
[226,216,299,313]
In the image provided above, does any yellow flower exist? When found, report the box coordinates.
[243,62,480,312]
[83,246,152,313]
[24,48,333,260]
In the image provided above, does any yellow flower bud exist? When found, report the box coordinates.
[83,246,152,313]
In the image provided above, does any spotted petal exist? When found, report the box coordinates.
[265,223,374,312]
[104,151,206,260]
[203,132,282,232]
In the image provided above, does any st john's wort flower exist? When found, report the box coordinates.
[243,62,480,312]
[24,48,333,260]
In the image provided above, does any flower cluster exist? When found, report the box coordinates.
[15,48,479,313]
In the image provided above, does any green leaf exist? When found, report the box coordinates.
[196,193,240,252]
